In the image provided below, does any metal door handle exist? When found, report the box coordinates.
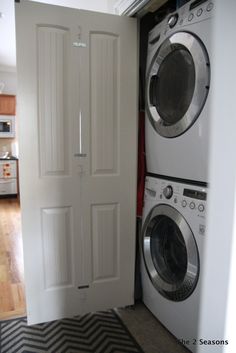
[74,153,87,157]
[74,111,87,158]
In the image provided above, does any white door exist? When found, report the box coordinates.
[15,0,138,325]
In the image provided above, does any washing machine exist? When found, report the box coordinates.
[145,0,214,183]
[141,175,207,352]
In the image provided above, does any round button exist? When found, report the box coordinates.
[197,8,203,16]
[188,13,194,21]
[190,202,195,210]
[168,14,179,28]
[182,200,187,208]
[206,2,214,11]
[174,197,178,204]
[179,19,183,25]
[163,185,173,199]
[198,204,205,212]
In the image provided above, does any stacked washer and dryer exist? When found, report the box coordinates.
[141,1,214,352]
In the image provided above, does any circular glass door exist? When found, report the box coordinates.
[146,32,210,138]
[142,204,199,301]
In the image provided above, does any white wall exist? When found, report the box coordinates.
[0,70,17,94]
[197,0,236,352]
[29,0,109,13]
[0,0,16,68]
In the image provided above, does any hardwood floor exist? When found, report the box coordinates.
[0,198,26,320]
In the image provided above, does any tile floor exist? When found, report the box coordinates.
[117,301,190,353]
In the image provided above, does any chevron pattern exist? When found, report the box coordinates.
[0,310,144,353]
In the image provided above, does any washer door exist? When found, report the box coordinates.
[146,32,210,138]
[142,204,199,301]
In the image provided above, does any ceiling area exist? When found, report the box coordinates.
[0,0,110,72]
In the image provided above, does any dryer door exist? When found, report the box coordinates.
[142,204,199,301]
[146,32,210,138]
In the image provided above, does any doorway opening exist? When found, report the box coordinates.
[0,128,26,320]
[0,190,26,320]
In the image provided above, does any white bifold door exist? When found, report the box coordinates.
[15,0,138,325]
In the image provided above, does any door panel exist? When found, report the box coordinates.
[15,1,137,324]
[78,9,138,315]
[92,203,119,282]
[37,26,70,176]
[42,207,74,290]
[90,33,119,175]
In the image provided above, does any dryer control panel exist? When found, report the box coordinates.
[178,0,214,27]
[148,0,214,45]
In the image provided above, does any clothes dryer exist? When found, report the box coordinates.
[145,0,214,183]
[141,175,207,352]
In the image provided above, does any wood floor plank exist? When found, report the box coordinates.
[0,264,9,282]
[0,198,26,320]
[0,282,14,312]
[11,283,25,309]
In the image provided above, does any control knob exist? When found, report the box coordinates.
[163,185,173,199]
[168,14,179,28]
[198,204,205,212]
[182,200,187,207]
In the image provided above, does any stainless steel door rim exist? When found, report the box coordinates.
[146,31,210,138]
[142,204,199,301]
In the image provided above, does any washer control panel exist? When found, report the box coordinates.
[144,176,207,217]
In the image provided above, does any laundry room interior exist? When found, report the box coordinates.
[0,0,235,352]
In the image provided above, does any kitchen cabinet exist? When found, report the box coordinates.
[0,94,16,115]
[0,160,18,196]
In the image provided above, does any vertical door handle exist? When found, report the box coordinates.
[74,111,87,158]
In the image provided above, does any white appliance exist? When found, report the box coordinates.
[145,0,214,183]
[141,175,207,352]
[0,116,15,138]
[0,160,17,196]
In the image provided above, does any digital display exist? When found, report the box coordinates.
[183,188,207,200]
[190,0,207,11]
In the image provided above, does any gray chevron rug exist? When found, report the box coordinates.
[0,310,144,353]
